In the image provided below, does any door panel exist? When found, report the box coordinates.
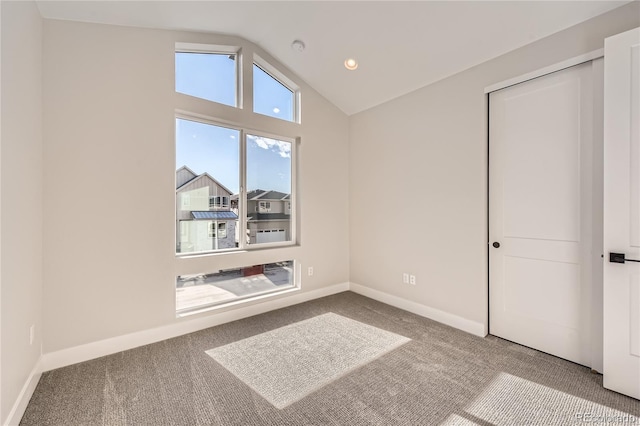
[502,79,581,242]
[603,27,640,400]
[504,256,581,329]
[490,62,594,367]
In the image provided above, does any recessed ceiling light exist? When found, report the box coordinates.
[344,58,358,70]
[273,107,281,114]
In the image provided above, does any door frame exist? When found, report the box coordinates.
[484,48,605,371]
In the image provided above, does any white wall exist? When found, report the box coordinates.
[349,2,640,331]
[42,20,350,354]
[0,1,43,423]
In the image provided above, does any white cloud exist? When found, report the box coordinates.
[255,138,270,150]
[248,135,291,158]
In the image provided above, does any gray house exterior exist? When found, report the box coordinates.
[176,166,238,253]
[245,189,291,244]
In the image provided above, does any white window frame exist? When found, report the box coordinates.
[259,201,271,212]
[209,196,228,208]
[176,260,300,317]
[209,222,226,239]
[175,42,242,109]
[218,222,227,238]
[175,113,297,256]
[253,54,301,123]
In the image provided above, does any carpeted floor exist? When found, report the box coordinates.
[21,291,640,425]
[206,312,410,409]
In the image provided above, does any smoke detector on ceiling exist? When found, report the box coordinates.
[291,40,306,52]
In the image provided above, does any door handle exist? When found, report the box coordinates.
[492,242,500,248]
[609,252,640,264]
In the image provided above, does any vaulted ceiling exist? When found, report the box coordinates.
[36,1,630,115]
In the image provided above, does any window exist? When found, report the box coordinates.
[246,134,292,246]
[217,222,227,238]
[259,201,271,212]
[175,43,299,312]
[175,118,239,254]
[176,118,295,254]
[253,61,297,122]
[209,222,226,238]
[175,44,238,107]
[176,261,296,314]
[209,196,229,208]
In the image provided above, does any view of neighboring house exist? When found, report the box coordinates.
[176,166,238,253]
[232,190,291,244]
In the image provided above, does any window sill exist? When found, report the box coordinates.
[175,242,300,259]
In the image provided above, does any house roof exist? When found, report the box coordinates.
[246,190,290,201]
[191,211,238,220]
[259,191,289,200]
[176,168,234,195]
[231,190,291,201]
[176,165,198,188]
[247,213,290,221]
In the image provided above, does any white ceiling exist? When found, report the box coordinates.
[36,1,630,115]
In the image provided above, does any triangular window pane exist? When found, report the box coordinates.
[253,64,294,122]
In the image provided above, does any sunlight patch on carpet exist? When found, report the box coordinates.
[462,373,640,425]
[206,312,410,409]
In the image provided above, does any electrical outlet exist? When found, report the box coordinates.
[308,266,314,276]
[409,275,416,285]
[402,273,409,284]
[29,325,35,345]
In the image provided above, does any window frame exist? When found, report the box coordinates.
[174,113,297,256]
[175,42,242,109]
[259,201,271,212]
[217,222,227,238]
[176,260,299,317]
[208,196,229,209]
[209,222,227,239]
[253,54,301,123]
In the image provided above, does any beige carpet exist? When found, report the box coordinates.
[206,312,410,408]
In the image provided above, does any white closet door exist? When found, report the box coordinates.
[490,62,594,366]
[603,27,640,400]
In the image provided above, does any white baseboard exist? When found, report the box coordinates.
[41,280,486,373]
[349,282,487,337]
[42,282,349,372]
[4,357,42,426]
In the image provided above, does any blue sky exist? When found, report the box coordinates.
[175,53,292,194]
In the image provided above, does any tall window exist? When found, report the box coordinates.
[175,119,239,254]
[175,117,295,254]
[175,43,299,313]
[246,134,292,245]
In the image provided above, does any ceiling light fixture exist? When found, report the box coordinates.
[291,40,305,52]
[344,58,358,71]
[273,107,281,114]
